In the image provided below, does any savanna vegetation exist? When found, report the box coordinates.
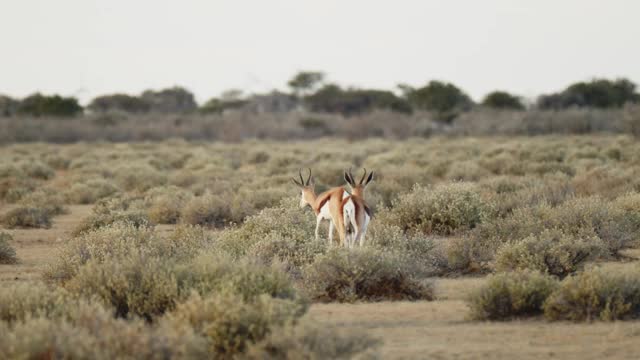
[2,135,640,358]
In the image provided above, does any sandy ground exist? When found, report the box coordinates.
[2,205,640,359]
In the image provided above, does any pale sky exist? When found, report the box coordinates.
[2,0,639,104]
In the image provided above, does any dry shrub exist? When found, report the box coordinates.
[64,178,119,204]
[114,163,167,191]
[1,206,51,228]
[367,223,437,276]
[146,186,192,224]
[0,282,72,323]
[247,236,326,278]
[163,293,305,358]
[66,253,179,320]
[18,188,67,216]
[19,161,55,180]
[381,183,492,235]
[175,253,298,302]
[72,195,150,236]
[181,192,232,228]
[0,302,208,360]
[0,176,39,202]
[0,232,18,264]
[45,222,203,283]
[215,197,315,258]
[467,271,559,320]
[544,266,640,321]
[494,229,607,277]
[246,322,380,360]
[302,248,434,303]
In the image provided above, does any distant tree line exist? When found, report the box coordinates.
[1,74,639,121]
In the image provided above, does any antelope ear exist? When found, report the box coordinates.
[366,171,374,185]
[308,176,315,186]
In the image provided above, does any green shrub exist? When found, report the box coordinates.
[494,229,607,277]
[0,232,18,264]
[381,183,492,235]
[64,179,119,204]
[17,93,83,117]
[163,293,305,358]
[1,206,51,228]
[72,195,150,236]
[467,271,559,320]
[246,322,380,359]
[302,248,434,302]
[181,192,232,228]
[544,266,640,321]
[247,236,326,277]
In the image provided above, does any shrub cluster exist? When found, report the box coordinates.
[0,232,18,264]
[467,271,559,320]
[380,183,492,236]
[302,248,434,302]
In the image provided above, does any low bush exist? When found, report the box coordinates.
[146,186,192,224]
[0,232,18,264]
[367,223,438,276]
[66,253,179,320]
[18,188,67,216]
[20,161,55,180]
[302,248,434,302]
[72,195,150,236]
[0,302,209,359]
[175,253,298,302]
[381,183,492,235]
[544,266,640,321]
[246,322,380,359]
[163,293,305,358]
[494,229,607,277]
[64,178,119,204]
[467,271,559,320]
[1,206,51,228]
[114,164,168,192]
[0,282,71,323]
[214,197,315,258]
[45,222,202,283]
[181,192,232,228]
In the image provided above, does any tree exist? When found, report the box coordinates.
[538,78,640,110]
[287,71,325,96]
[141,86,197,113]
[482,91,525,110]
[404,81,473,122]
[17,93,82,117]
[304,84,412,116]
[0,95,18,117]
[87,94,149,113]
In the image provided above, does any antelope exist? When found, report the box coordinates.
[292,168,349,247]
[342,168,374,248]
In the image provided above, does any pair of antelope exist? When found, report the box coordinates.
[292,168,373,248]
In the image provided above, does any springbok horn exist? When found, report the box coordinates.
[359,168,367,185]
[306,168,312,185]
[298,169,305,185]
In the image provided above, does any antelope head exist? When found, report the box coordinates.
[344,167,374,198]
[292,168,315,208]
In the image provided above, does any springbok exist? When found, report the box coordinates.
[292,168,349,247]
[342,168,374,248]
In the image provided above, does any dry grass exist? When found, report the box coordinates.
[2,136,640,358]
